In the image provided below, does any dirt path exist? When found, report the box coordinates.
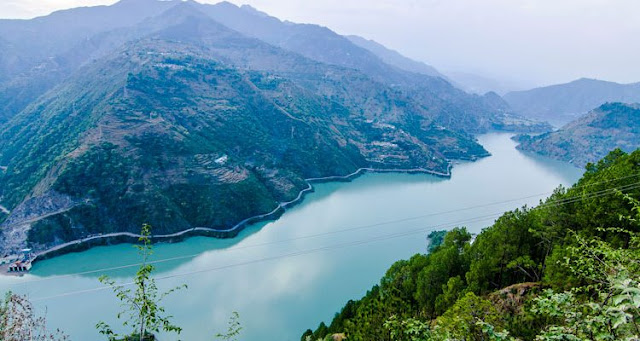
[2,206,77,228]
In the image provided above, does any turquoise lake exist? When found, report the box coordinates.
[0,133,583,340]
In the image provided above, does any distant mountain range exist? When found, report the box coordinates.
[504,78,640,126]
[515,102,640,167]
[445,71,533,96]
[0,0,548,254]
[345,35,447,79]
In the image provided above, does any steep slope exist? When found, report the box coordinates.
[504,78,640,126]
[0,0,181,124]
[0,6,489,254]
[141,4,488,158]
[515,103,640,166]
[0,0,548,135]
[345,35,446,79]
[0,0,176,81]
[200,2,413,85]
[197,1,548,134]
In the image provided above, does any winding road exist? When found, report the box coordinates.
[31,166,451,261]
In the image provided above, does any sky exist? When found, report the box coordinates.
[1,0,640,88]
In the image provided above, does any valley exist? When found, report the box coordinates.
[0,0,545,259]
[0,133,582,340]
[0,1,639,340]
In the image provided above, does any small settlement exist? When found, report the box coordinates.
[0,249,34,275]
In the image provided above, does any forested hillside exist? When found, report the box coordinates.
[516,102,640,167]
[304,148,640,340]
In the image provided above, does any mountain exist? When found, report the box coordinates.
[0,0,179,124]
[0,0,548,134]
[444,71,531,96]
[181,1,549,134]
[515,102,640,166]
[0,0,554,254]
[0,3,489,254]
[504,78,640,126]
[345,35,446,79]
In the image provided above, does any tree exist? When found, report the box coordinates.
[417,228,471,318]
[466,208,541,293]
[532,195,640,340]
[434,276,465,315]
[384,315,431,341]
[215,312,242,341]
[0,292,68,341]
[96,224,186,341]
[427,230,447,253]
[432,292,506,341]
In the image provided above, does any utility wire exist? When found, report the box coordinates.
[11,176,640,288]
[28,180,640,302]
[30,212,506,302]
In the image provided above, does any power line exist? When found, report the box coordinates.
[27,180,640,302]
[12,177,640,288]
[30,212,504,302]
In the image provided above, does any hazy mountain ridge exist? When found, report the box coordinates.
[345,35,446,79]
[444,71,532,96]
[0,0,179,124]
[0,0,549,134]
[515,102,640,166]
[201,1,548,134]
[504,78,640,126]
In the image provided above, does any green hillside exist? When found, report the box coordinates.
[0,1,545,257]
[304,148,640,340]
[0,31,487,254]
[516,102,640,167]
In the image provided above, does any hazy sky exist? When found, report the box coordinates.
[2,0,639,87]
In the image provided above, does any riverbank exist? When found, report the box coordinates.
[0,133,584,340]
[18,165,453,268]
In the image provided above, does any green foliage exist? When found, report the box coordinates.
[432,292,505,340]
[426,230,447,253]
[434,276,465,315]
[384,315,431,341]
[96,224,186,341]
[466,207,542,293]
[531,201,640,340]
[416,228,471,318]
[305,149,640,341]
[215,312,242,341]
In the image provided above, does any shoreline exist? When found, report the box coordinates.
[22,165,453,267]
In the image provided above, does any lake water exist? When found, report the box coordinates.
[0,133,582,340]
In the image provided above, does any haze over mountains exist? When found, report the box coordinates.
[504,78,640,126]
[0,0,554,254]
[1,0,637,257]
[345,35,447,80]
[0,2,640,340]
